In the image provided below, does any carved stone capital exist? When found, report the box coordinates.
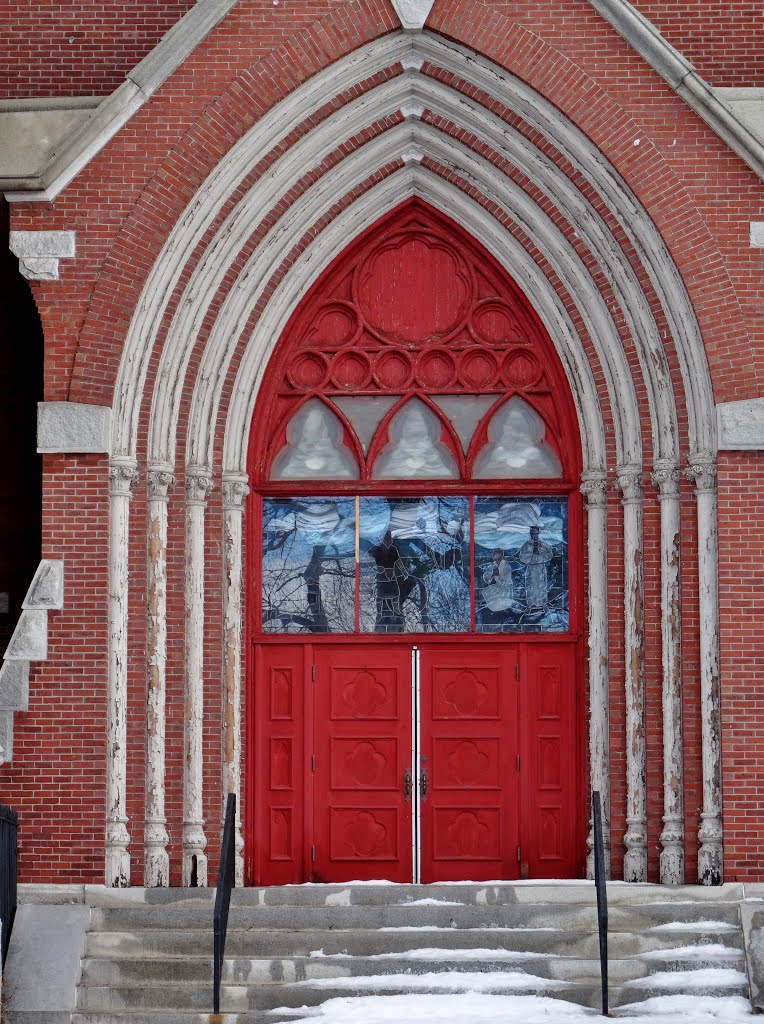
[109,459,138,498]
[222,474,250,511]
[651,459,681,499]
[615,464,642,505]
[580,472,607,509]
[686,453,717,494]
[147,465,176,501]
[185,467,214,506]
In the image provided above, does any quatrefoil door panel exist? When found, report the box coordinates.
[311,644,414,882]
[418,644,520,882]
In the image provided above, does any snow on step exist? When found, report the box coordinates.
[648,919,738,933]
[310,946,554,960]
[622,968,748,992]
[636,942,743,960]
[295,970,570,992]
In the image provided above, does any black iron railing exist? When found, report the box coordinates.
[213,793,236,1014]
[592,790,609,1016]
[0,803,18,969]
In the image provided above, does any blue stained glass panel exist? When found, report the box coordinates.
[359,496,470,634]
[262,497,356,633]
[474,496,569,633]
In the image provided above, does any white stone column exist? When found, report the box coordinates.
[652,459,684,885]
[222,473,249,887]
[106,458,138,887]
[687,453,723,884]
[615,465,647,882]
[581,472,610,878]
[183,466,214,886]
[144,465,174,887]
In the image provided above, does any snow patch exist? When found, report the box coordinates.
[623,968,747,991]
[649,921,738,933]
[637,944,741,961]
[310,947,554,961]
[295,970,570,991]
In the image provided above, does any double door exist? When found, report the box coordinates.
[250,640,581,884]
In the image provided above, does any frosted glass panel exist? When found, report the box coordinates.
[271,399,359,479]
[372,399,458,479]
[474,497,568,633]
[359,496,470,633]
[262,497,356,633]
[473,396,561,478]
[432,394,500,453]
[333,396,400,453]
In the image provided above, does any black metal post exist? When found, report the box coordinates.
[213,793,236,1015]
[592,790,608,1016]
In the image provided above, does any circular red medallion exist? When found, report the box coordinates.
[287,352,329,390]
[374,350,414,389]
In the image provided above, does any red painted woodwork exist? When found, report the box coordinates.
[519,643,581,879]
[419,644,520,883]
[311,644,413,883]
[249,200,580,487]
[251,640,581,884]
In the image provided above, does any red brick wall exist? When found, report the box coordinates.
[718,453,764,880]
[1,0,762,886]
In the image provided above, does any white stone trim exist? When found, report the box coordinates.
[2,0,242,200]
[182,467,214,886]
[581,473,611,878]
[221,472,248,886]
[717,398,764,450]
[9,230,75,280]
[615,466,647,882]
[106,459,137,887]
[652,460,685,885]
[0,561,62,765]
[37,401,111,454]
[750,223,764,247]
[144,466,175,887]
[586,0,764,181]
[687,454,723,884]
[390,0,435,31]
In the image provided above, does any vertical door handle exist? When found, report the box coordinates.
[403,768,413,802]
[419,768,428,801]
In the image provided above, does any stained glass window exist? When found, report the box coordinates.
[271,399,359,480]
[474,497,569,633]
[372,400,459,479]
[359,496,470,633]
[262,497,356,633]
[473,396,562,478]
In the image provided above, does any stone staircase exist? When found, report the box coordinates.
[66,883,748,1022]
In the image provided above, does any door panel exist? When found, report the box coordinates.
[419,644,519,882]
[312,644,413,882]
[253,644,306,884]
[520,643,579,878]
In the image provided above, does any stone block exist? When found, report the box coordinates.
[751,221,764,247]
[22,559,64,611]
[4,609,47,661]
[0,710,13,761]
[717,397,764,450]
[37,401,111,454]
[0,660,29,711]
[390,0,435,30]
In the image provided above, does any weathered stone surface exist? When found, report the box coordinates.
[718,398,764,449]
[4,609,47,661]
[0,660,29,711]
[390,0,435,30]
[751,221,764,247]
[23,559,64,611]
[3,904,90,1014]
[37,401,110,454]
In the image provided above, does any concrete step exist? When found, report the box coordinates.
[87,899,742,933]
[82,923,743,961]
[611,966,750,1007]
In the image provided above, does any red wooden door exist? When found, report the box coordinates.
[519,642,580,878]
[311,644,413,882]
[419,644,520,883]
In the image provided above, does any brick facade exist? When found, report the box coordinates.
[1,0,762,887]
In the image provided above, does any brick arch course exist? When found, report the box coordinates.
[64,3,757,418]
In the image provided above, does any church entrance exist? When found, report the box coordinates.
[245,200,585,885]
[251,639,580,884]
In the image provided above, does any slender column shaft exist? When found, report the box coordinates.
[581,472,610,878]
[616,465,647,882]
[106,458,138,887]
[687,454,723,884]
[653,460,684,885]
[222,474,249,887]
[144,465,174,887]
[183,467,214,886]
